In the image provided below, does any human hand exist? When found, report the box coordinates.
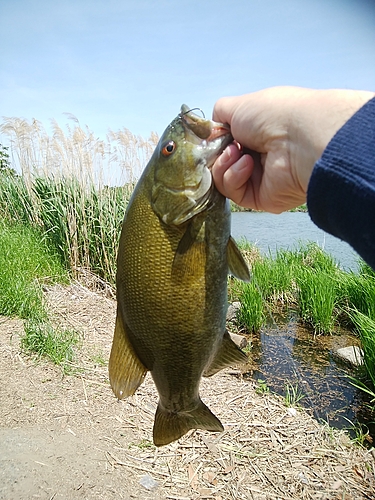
[212,87,374,213]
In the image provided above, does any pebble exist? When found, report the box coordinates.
[139,474,159,490]
[334,346,364,367]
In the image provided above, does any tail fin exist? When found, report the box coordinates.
[153,399,223,447]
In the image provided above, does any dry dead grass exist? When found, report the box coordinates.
[0,282,374,499]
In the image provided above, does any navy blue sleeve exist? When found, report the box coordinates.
[307,97,375,269]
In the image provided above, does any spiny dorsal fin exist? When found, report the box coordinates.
[108,309,147,399]
[203,330,248,377]
[227,236,251,281]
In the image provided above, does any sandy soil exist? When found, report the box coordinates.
[1,282,374,500]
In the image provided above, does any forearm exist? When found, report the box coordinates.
[307,97,375,269]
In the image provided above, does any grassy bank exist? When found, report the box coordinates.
[0,171,134,284]
[0,220,79,368]
[233,241,375,400]
[234,242,375,334]
[0,220,68,319]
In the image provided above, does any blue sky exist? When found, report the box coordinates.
[1,0,375,142]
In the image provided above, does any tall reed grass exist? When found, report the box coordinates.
[0,117,158,284]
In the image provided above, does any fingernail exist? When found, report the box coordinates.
[233,153,251,173]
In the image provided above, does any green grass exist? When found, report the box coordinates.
[255,379,270,395]
[0,220,68,320]
[284,382,305,407]
[338,273,375,322]
[297,269,338,334]
[22,320,80,370]
[237,243,343,334]
[350,311,375,395]
[251,249,295,303]
[0,219,79,368]
[342,418,373,447]
[238,281,265,333]
[235,241,375,405]
[236,242,374,335]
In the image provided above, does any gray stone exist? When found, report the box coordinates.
[226,301,241,322]
[334,346,364,367]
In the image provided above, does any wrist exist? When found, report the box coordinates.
[292,89,375,192]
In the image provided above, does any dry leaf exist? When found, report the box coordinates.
[188,464,198,490]
[223,466,234,474]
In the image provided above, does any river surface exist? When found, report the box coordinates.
[231,211,359,271]
[231,212,374,441]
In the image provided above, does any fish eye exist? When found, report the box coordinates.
[161,141,176,156]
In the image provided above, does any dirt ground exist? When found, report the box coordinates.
[1,282,375,500]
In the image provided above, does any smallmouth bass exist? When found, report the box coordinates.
[109,105,250,446]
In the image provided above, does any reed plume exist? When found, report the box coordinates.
[0,116,159,284]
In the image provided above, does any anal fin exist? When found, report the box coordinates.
[203,330,248,377]
[108,309,147,399]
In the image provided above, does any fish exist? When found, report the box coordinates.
[109,105,250,446]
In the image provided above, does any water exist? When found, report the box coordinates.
[243,313,374,438]
[231,211,359,271]
[230,211,374,441]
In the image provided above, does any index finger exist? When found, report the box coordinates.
[212,96,238,125]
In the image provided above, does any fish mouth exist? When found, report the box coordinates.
[180,104,231,139]
[180,105,233,165]
[206,123,232,142]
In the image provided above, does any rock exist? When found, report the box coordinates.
[226,301,241,322]
[334,346,364,367]
[228,332,248,349]
[139,474,158,490]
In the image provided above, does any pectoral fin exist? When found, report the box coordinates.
[172,218,206,282]
[108,309,147,399]
[227,236,251,281]
[175,217,204,255]
[203,330,248,377]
